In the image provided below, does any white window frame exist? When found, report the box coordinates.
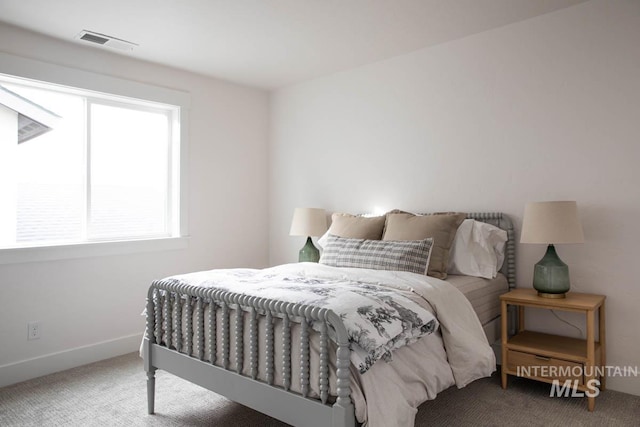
[0,52,190,264]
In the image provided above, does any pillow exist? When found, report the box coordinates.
[319,234,434,275]
[448,219,508,279]
[318,213,386,248]
[382,212,466,279]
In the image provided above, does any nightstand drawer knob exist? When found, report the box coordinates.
[534,355,551,361]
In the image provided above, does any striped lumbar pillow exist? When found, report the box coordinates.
[319,234,433,275]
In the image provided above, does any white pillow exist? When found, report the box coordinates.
[317,230,329,248]
[447,219,507,279]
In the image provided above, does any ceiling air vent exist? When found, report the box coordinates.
[74,30,137,51]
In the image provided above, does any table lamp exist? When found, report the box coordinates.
[520,201,584,298]
[289,207,328,262]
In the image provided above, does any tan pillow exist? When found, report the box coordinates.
[382,212,466,279]
[328,213,386,240]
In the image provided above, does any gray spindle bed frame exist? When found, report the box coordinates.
[143,212,515,427]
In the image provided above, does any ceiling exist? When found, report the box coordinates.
[0,0,587,90]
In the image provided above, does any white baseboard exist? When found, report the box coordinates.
[0,333,143,388]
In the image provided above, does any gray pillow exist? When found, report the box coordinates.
[320,234,433,275]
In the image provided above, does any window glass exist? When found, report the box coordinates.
[0,77,178,249]
[89,103,170,239]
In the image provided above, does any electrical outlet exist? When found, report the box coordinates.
[27,321,40,340]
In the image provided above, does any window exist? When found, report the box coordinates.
[0,74,182,250]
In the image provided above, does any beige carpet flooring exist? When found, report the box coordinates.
[0,352,638,426]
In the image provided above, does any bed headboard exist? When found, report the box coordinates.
[465,212,515,288]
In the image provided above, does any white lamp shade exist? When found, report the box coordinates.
[289,208,328,237]
[520,201,584,244]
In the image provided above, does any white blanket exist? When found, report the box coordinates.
[284,264,496,385]
[162,263,439,374]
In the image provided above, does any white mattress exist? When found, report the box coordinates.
[446,273,509,326]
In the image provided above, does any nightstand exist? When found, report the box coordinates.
[500,288,606,411]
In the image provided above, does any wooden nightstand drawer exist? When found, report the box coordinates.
[507,350,584,384]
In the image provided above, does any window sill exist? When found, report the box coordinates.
[0,236,189,265]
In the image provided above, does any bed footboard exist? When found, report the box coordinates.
[143,280,355,427]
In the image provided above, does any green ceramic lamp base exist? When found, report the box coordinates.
[298,236,320,263]
[533,244,570,298]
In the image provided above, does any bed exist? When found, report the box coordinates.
[143,212,515,427]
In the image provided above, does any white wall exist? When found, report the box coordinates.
[0,24,269,385]
[270,0,640,395]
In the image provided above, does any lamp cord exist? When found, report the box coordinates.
[550,310,584,338]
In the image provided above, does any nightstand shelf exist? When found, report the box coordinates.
[500,289,606,411]
[508,330,601,363]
